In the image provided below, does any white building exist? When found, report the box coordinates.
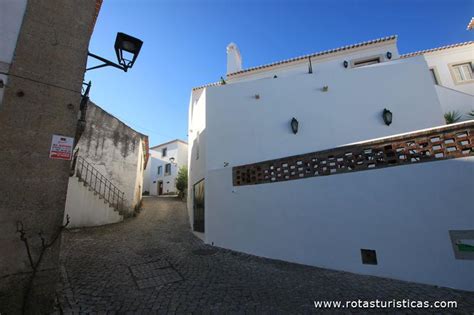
[65,101,149,228]
[187,35,474,291]
[143,139,188,195]
[401,42,473,118]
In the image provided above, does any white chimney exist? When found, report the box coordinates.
[226,42,242,75]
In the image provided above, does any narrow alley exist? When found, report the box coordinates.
[57,197,474,313]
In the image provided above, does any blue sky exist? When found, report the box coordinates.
[86,0,473,147]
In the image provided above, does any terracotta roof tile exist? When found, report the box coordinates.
[192,82,221,91]
[227,35,397,77]
[192,35,397,91]
[400,41,474,58]
[468,17,474,30]
[92,0,103,30]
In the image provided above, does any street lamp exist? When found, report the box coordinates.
[87,32,143,72]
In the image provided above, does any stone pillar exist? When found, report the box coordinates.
[0,1,98,313]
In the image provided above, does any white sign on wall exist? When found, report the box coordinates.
[49,134,74,160]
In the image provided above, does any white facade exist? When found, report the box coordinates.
[143,139,188,195]
[0,0,27,106]
[402,42,474,119]
[188,36,474,291]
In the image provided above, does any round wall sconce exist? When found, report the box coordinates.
[343,60,349,68]
[290,117,299,134]
[386,51,392,60]
[382,108,393,126]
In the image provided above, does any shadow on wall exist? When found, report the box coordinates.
[188,128,207,229]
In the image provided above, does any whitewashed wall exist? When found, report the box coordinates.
[187,89,207,224]
[205,157,474,291]
[0,0,27,106]
[144,141,187,195]
[64,178,123,228]
[227,41,399,84]
[65,102,146,227]
[435,85,474,120]
[187,55,474,290]
[422,44,474,95]
[205,56,444,170]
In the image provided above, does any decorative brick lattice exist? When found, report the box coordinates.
[233,122,474,186]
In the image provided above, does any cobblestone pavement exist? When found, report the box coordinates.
[56,197,474,314]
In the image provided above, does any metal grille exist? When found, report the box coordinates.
[75,156,126,212]
[233,122,474,186]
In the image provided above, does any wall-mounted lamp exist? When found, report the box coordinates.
[169,157,177,165]
[254,94,260,99]
[322,85,329,92]
[343,60,349,68]
[87,32,143,72]
[290,117,299,134]
[382,108,393,126]
[386,52,392,60]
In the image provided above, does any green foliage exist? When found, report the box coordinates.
[175,166,188,199]
[444,111,461,124]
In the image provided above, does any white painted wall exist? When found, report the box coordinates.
[187,52,474,290]
[205,157,474,291]
[64,177,123,228]
[187,90,207,223]
[227,41,399,84]
[435,85,474,119]
[205,56,444,170]
[65,102,147,227]
[421,44,474,95]
[0,0,27,106]
[144,140,188,195]
[0,0,27,65]
[227,42,242,74]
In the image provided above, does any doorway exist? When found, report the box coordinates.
[157,181,163,195]
[193,179,205,232]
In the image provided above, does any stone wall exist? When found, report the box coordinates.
[74,101,147,213]
[0,1,97,313]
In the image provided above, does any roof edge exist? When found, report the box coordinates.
[191,35,397,91]
[401,41,474,58]
[150,139,188,150]
[227,35,397,77]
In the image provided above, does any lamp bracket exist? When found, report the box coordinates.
[86,52,127,72]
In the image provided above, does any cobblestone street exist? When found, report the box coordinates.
[57,197,474,314]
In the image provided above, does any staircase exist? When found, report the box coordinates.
[73,156,126,215]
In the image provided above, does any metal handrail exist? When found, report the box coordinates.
[75,156,125,212]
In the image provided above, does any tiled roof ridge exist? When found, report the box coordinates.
[227,35,397,77]
[401,41,474,58]
[192,35,397,91]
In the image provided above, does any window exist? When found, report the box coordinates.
[352,57,380,68]
[429,68,439,85]
[451,62,473,83]
[157,166,162,175]
[165,163,171,175]
[162,147,167,157]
